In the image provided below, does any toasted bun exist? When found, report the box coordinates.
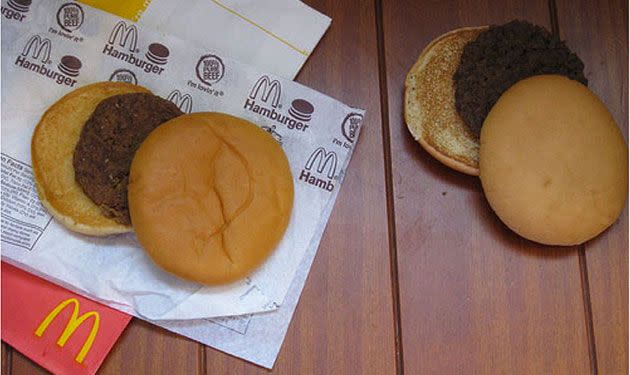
[480,75,628,245]
[128,113,294,285]
[405,26,487,175]
[32,82,151,236]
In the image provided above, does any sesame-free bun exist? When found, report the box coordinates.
[32,82,150,236]
[480,75,628,246]
[128,113,294,285]
[404,26,487,176]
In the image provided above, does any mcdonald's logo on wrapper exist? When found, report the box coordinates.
[102,21,167,75]
[14,35,81,87]
[34,298,100,364]
[305,147,337,179]
[167,89,193,113]
[249,75,281,108]
[299,147,338,192]
[22,35,51,63]
[108,21,138,51]
[1,262,131,374]
[243,75,312,132]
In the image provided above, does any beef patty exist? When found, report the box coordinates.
[73,93,183,225]
[453,20,587,136]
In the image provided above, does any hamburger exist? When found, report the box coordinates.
[405,20,588,175]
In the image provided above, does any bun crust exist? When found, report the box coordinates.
[404,26,487,175]
[128,113,294,285]
[32,82,150,236]
[480,75,628,246]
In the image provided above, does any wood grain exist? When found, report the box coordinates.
[11,351,48,375]
[202,0,397,373]
[98,319,200,374]
[381,0,592,373]
[555,0,629,373]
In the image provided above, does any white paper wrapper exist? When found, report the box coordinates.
[1,0,364,322]
[138,0,331,79]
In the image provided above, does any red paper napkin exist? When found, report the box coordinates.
[1,262,132,374]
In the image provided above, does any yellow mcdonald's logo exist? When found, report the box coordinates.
[34,298,100,364]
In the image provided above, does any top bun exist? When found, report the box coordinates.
[128,113,294,284]
[480,75,628,246]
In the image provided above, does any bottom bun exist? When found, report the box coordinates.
[31,82,150,236]
[405,26,487,175]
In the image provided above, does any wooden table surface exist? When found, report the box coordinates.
[3,0,627,373]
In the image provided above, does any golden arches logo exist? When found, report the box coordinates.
[249,76,281,108]
[108,20,138,51]
[22,35,51,63]
[34,298,100,364]
[305,147,337,179]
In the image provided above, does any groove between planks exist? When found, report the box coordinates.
[374,0,404,374]
[3,344,13,375]
[198,342,206,374]
[548,0,560,36]
[579,247,599,375]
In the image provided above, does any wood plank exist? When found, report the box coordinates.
[555,0,629,373]
[381,0,592,373]
[204,0,397,373]
[98,319,200,374]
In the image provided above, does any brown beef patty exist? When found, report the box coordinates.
[453,20,587,136]
[73,93,183,225]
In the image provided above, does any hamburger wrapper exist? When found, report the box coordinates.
[136,0,331,79]
[1,0,363,332]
